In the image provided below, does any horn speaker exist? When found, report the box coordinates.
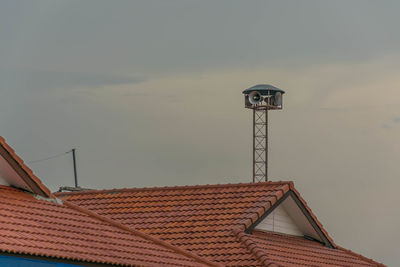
[274,92,282,106]
[248,91,262,105]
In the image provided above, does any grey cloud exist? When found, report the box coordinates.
[2,1,400,74]
[392,117,400,123]
[0,69,143,91]
[382,124,393,129]
[0,1,399,266]
[319,107,352,112]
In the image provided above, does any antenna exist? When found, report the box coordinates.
[71,148,78,188]
[27,148,81,188]
[242,84,285,182]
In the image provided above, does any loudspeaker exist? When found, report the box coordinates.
[248,91,262,105]
[274,92,282,106]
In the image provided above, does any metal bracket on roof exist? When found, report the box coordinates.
[58,186,93,192]
[34,194,63,204]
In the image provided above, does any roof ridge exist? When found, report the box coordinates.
[232,228,281,267]
[336,245,386,267]
[55,180,292,196]
[63,200,221,267]
[0,136,54,198]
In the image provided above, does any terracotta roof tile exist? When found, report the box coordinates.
[233,228,279,267]
[249,230,385,267]
[0,185,215,266]
[0,136,383,266]
[0,137,218,266]
[56,181,383,266]
[56,182,379,266]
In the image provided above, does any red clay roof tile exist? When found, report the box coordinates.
[0,136,218,267]
[57,181,384,266]
[0,185,215,266]
[249,230,385,267]
[0,136,384,266]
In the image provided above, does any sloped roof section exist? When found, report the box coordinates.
[0,136,384,266]
[0,185,216,266]
[0,136,218,266]
[57,182,293,266]
[245,230,384,267]
[56,181,383,266]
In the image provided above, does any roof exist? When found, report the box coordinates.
[0,185,215,266]
[0,136,384,266]
[56,182,384,267]
[236,230,381,267]
[0,136,217,267]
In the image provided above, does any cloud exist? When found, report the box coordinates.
[382,124,393,129]
[393,117,400,123]
[0,69,143,91]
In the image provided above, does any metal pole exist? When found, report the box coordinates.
[252,109,268,182]
[265,109,268,181]
[252,109,255,183]
[72,148,78,187]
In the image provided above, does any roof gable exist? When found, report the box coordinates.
[254,196,303,236]
[247,190,333,247]
[0,137,53,198]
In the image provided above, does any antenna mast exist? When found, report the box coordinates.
[71,148,78,187]
[243,84,285,182]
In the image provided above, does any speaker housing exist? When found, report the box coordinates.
[248,91,263,105]
[242,84,285,110]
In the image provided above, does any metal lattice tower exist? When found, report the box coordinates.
[242,84,285,183]
[253,109,268,182]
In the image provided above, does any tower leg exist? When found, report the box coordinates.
[265,109,268,181]
[252,109,255,183]
[252,109,268,182]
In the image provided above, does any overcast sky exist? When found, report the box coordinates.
[1,1,399,265]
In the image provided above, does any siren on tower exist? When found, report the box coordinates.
[243,84,284,110]
[242,84,285,183]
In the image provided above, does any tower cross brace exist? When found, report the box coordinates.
[253,109,268,182]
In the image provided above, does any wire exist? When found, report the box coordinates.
[27,150,72,164]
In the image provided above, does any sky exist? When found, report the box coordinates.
[1,0,399,265]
